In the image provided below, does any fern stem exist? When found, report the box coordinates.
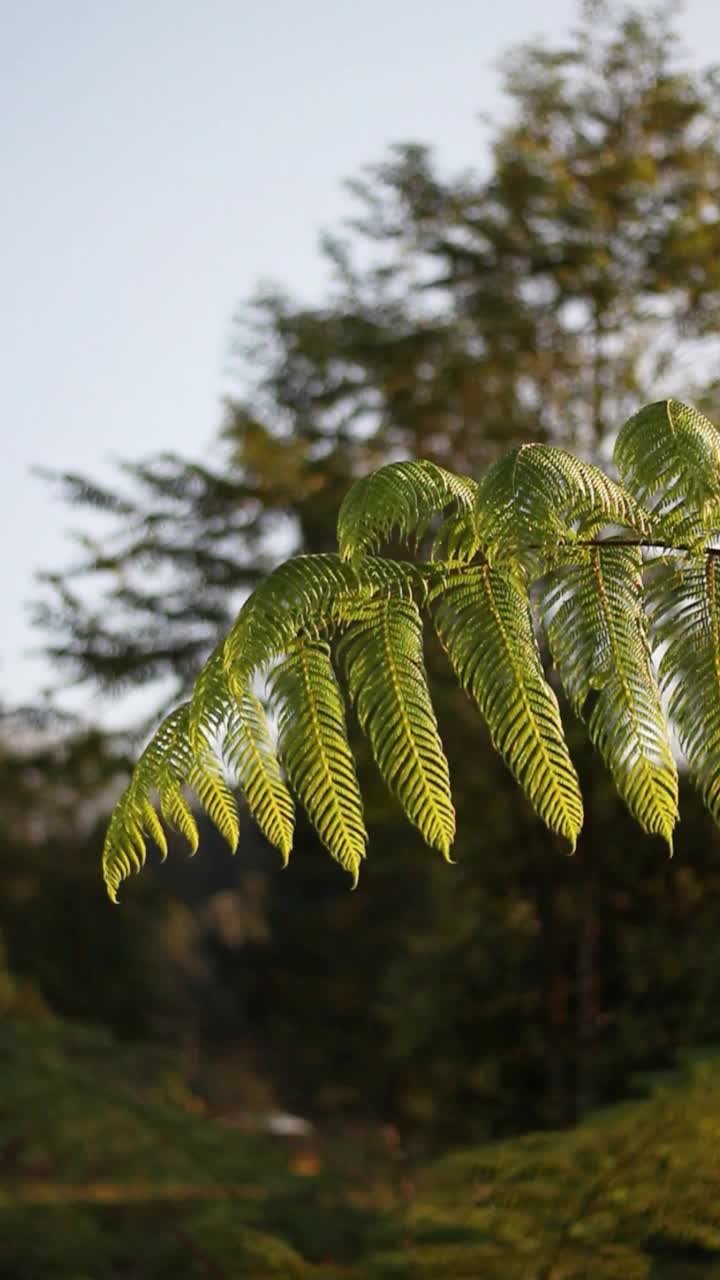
[529,538,720,555]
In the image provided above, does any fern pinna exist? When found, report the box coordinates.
[104,399,720,900]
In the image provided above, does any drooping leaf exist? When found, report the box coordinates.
[103,705,197,902]
[158,776,200,853]
[224,689,295,863]
[431,565,583,848]
[102,704,238,902]
[650,553,720,825]
[338,597,456,858]
[268,639,367,882]
[188,643,231,751]
[188,756,240,852]
[538,546,678,846]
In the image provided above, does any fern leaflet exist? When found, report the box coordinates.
[338,597,455,857]
[224,690,295,863]
[538,546,678,846]
[431,565,583,847]
[268,639,367,882]
[476,444,647,567]
[650,554,720,824]
[337,460,478,563]
[615,399,720,544]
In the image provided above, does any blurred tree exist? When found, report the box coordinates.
[33,1,720,1138]
[38,2,720,704]
[0,1018,385,1279]
[0,710,164,1037]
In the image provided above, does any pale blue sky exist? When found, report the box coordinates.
[2,0,719,717]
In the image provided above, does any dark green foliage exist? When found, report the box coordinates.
[0,1019,383,1278]
[368,1054,720,1278]
[9,1017,720,1278]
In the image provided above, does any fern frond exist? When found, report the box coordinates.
[103,705,196,902]
[188,640,294,861]
[337,597,456,858]
[138,799,168,861]
[102,704,239,902]
[615,399,720,543]
[337,460,478,563]
[224,690,295,864]
[650,554,720,825]
[223,553,417,684]
[105,397,720,897]
[431,565,583,848]
[189,643,294,861]
[538,547,678,846]
[188,643,230,752]
[158,778,199,852]
[268,639,367,882]
[187,756,240,852]
[430,506,483,563]
[476,444,648,567]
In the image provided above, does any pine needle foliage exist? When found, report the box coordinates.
[103,399,720,900]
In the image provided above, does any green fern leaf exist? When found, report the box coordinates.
[337,460,478,563]
[650,554,720,825]
[430,506,483,563]
[139,799,168,861]
[431,565,583,848]
[106,397,720,896]
[188,641,294,859]
[103,704,238,902]
[224,690,295,863]
[476,444,647,567]
[103,705,195,901]
[158,778,199,853]
[188,643,231,751]
[615,399,720,543]
[538,546,678,846]
[188,757,240,853]
[338,597,456,858]
[223,553,416,684]
[268,639,367,882]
